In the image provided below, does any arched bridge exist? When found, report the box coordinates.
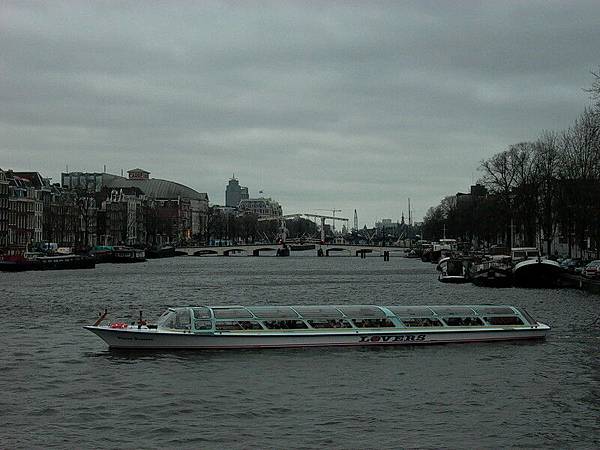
[176,244,408,257]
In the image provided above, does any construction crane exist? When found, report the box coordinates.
[314,209,342,231]
[257,213,302,243]
[259,213,349,244]
[303,213,349,243]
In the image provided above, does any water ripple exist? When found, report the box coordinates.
[1,257,599,448]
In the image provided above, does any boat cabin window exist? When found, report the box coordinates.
[400,317,442,327]
[193,307,211,319]
[215,320,263,331]
[485,316,524,326]
[213,308,253,319]
[158,309,191,330]
[352,318,395,328]
[339,306,386,318]
[516,308,539,325]
[387,306,435,317]
[263,320,308,330]
[194,320,211,330]
[443,317,484,327]
[307,319,352,329]
[512,248,539,259]
[216,321,244,331]
[249,307,299,319]
[293,306,343,318]
[239,320,263,330]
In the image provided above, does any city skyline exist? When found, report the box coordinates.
[2,1,599,225]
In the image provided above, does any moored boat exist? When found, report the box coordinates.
[470,256,513,288]
[33,254,96,270]
[85,304,550,350]
[0,253,95,271]
[436,257,471,283]
[90,246,114,263]
[513,257,562,288]
[0,255,36,272]
[146,245,176,259]
[111,246,146,263]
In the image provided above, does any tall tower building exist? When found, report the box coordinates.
[225,175,249,207]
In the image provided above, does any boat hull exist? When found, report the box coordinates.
[85,325,550,350]
[513,259,562,288]
[439,275,469,283]
[0,256,95,271]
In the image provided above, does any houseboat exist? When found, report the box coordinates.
[511,248,562,288]
[513,257,562,288]
[470,255,513,288]
[436,257,472,283]
[111,246,146,263]
[0,253,95,271]
[85,304,550,350]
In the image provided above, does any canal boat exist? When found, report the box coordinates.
[85,304,550,350]
[0,253,96,271]
[436,257,471,283]
[146,245,176,259]
[513,257,562,288]
[111,246,146,263]
[470,255,513,288]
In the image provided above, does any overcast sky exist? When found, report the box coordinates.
[1,1,599,225]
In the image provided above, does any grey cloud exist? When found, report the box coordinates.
[1,0,599,225]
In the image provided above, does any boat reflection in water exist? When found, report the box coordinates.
[85,304,550,350]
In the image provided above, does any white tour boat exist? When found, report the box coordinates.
[85,304,550,350]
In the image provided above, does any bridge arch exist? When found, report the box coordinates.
[223,248,248,257]
[193,249,218,256]
[252,247,278,256]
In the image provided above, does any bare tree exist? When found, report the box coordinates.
[585,67,600,109]
[558,108,600,256]
[480,144,537,248]
[533,131,560,255]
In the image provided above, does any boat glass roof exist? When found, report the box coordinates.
[213,307,254,319]
[431,306,477,316]
[472,306,515,315]
[189,305,526,321]
[338,306,386,317]
[292,306,343,318]
[192,307,211,319]
[248,306,299,318]
[387,306,435,317]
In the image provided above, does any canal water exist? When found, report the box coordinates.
[1,256,598,449]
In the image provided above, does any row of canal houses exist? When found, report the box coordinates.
[0,168,209,256]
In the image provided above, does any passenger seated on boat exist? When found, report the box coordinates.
[216,321,245,331]
[265,320,308,330]
[239,320,263,330]
[485,316,524,326]
[407,318,442,327]
[444,317,484,327]
[353,318,395,328]
[307,319,350,329]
